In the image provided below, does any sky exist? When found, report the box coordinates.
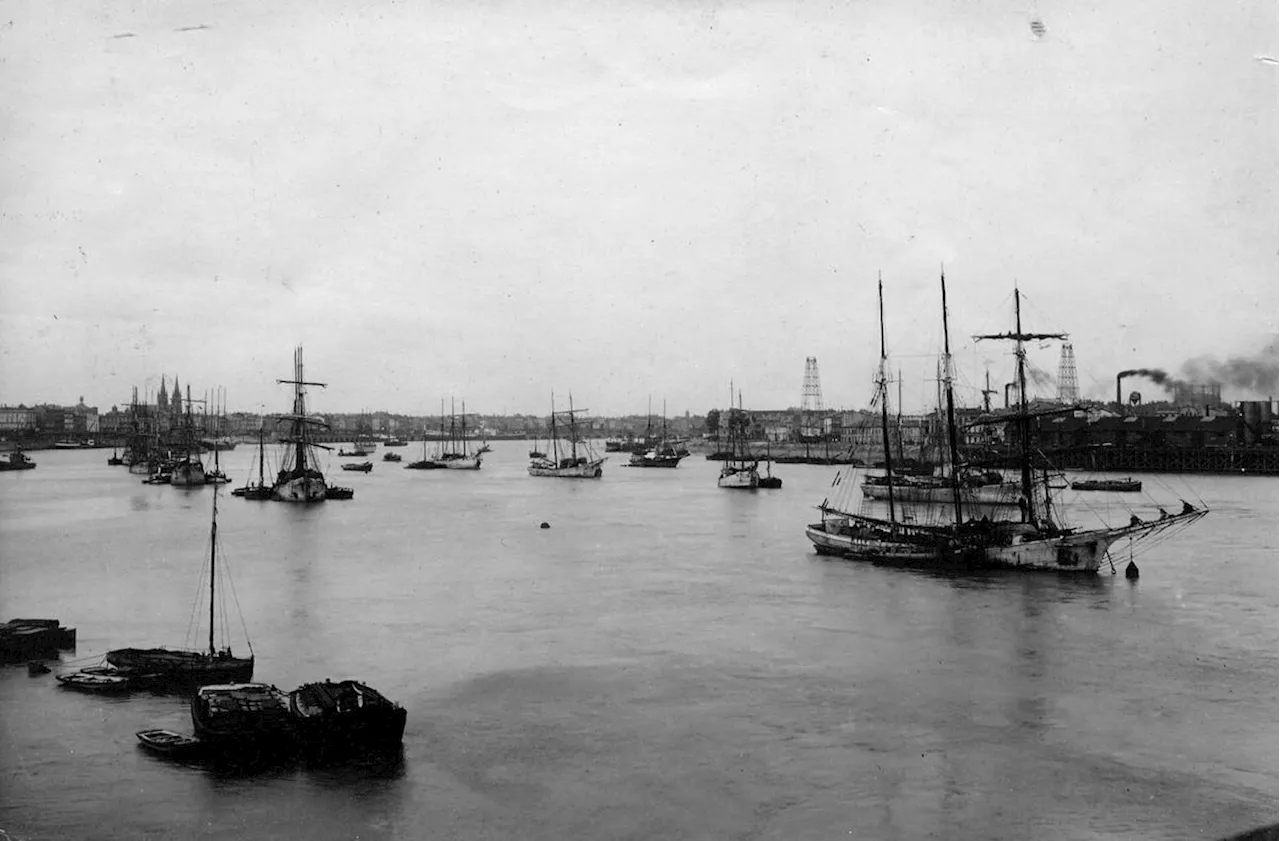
[1,0,1276,418]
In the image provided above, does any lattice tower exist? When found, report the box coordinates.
[801,357,824,413]
[1056,343,1079,404]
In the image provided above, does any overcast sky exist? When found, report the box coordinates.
[1,0,1276,418]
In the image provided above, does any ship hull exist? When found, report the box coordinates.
[528,459,603,478]
[106,647,254,687]
[272,477,327,503]
[804,521,1116,573]
[861,481,1020,506]
[170,463,207,487]
[717,466,759,489]
[433,456,482,470]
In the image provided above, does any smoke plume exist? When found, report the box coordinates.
[1179,337,1280,398]
[1117,367,1169,385]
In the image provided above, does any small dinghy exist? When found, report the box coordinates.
[56,671,132,693]
[136,729,203,757]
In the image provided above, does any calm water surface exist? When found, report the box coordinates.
[0,443,1275,840]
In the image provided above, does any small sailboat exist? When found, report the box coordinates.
[232,427,274,500]
[528,393,604,478]
[105,486,255,687]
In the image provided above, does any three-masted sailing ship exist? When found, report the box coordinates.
[271,346,332,503]
[805,274,1207,572]
[528,393,605,478]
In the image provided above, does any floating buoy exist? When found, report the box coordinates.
[1125,560,1139,579]
[540,522,550,529]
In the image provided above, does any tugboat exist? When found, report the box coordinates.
[0,450,37,472]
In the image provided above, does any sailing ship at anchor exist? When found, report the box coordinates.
[528,393,604,478]
[103,486,254,687]
[232,427,274,500]
[271,346,333,503]
[717,386,759,489]
[805,274,1207,573]
[429,399,483,470]
[626,399,686,468]
[169,386,207,487]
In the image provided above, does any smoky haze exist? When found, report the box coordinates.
[1180,337,1280,399]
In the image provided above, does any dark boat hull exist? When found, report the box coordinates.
[289,681,408,753]
[192,683,296,757]
[106,648,254,688]
[232,485,274,500]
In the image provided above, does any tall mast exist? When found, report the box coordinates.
[876,276,897,525]
[550,391,558,463]
[1014,289,1033,523]
[209,488,218,657]
[569,392,578,460]
[939,269,964,525]
[276,346,327,476]
[895,368,904,465]
[973,288,1068,526]
[258,425,265,485]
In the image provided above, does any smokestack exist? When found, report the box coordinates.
[1116,374,1123,412]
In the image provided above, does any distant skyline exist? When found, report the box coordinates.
[2,1,1276,417]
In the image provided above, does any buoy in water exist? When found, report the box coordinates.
[540,522,550,529]
[1125,560,1139,579]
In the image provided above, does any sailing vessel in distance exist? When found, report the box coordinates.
[271,346,332,503]
[528,393,605,478]
[717,387,759,489]
[232,427,273,500]
[105,486,254,687]
[430,399,482,470]
[627,399,686,468]
[169,386,207,488]
[805,274,1207,572]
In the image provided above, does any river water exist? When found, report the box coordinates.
[0,443,1275,840]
